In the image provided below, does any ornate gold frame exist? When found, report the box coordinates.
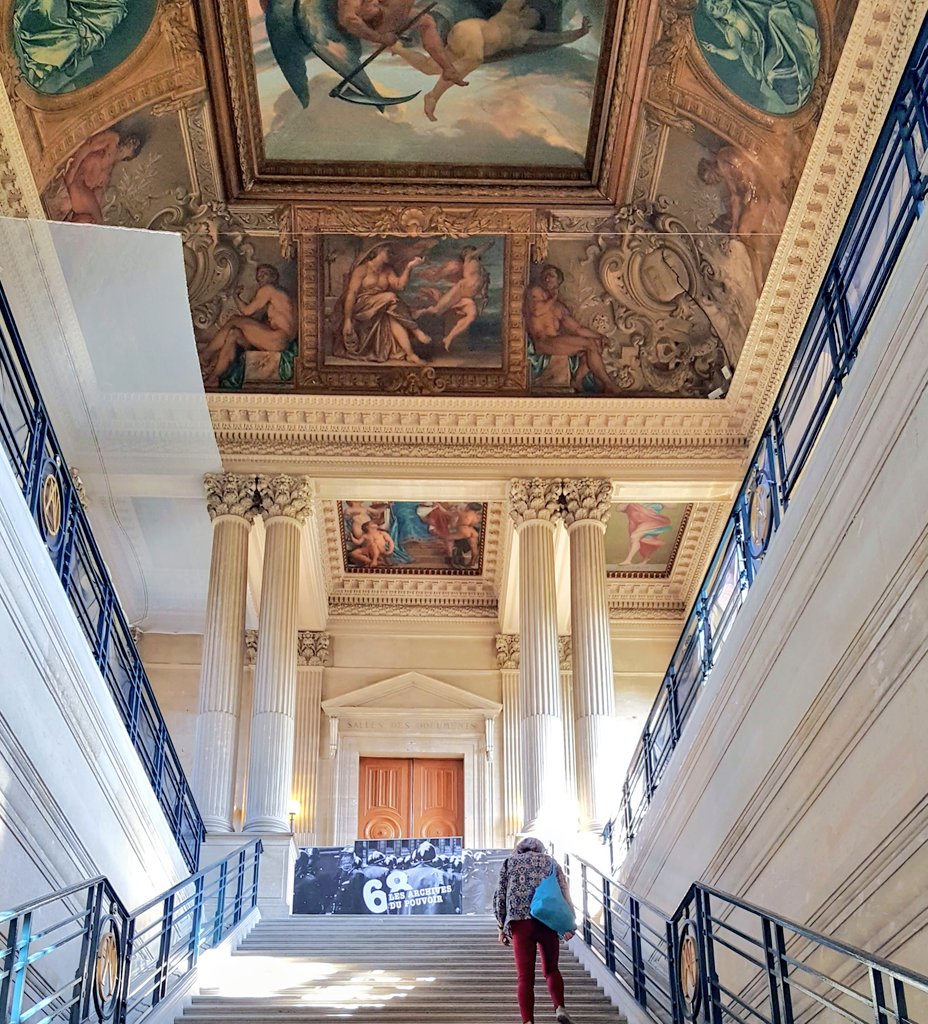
[294,204,534,396]
[198,0,628,203]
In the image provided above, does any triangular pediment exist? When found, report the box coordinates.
[322,672,500,716]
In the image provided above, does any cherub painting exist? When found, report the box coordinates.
[322,234,504,369]
[341,500,486,573]
[249,0,607,167]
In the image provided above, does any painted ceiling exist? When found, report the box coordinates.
[0,0,869,621]
[1,0,859,403]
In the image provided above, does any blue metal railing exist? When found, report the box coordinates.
[0,282,204,872]
[607,12,928,861]
[566,853,928,1024]
[0,841,262,1024]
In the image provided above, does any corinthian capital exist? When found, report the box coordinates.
[204,473,258,522]
[561,478,613,527]
[495,633,520,670]
[508,478,565,527]
[557,635,572,670]
[257,474,314,522]
[298,631,330,667]
[244,629,258,666]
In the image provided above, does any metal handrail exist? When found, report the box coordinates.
[606,10,928,863]
[0,841,262,1024]
[565,852,928,1024]
[0,281,204,873]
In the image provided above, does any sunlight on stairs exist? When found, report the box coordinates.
[184,916,625,1022]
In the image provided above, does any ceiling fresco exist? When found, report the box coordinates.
[339,500,487,574]
[604,502,691,577]
[0,0,860,401]
[243,0,613,173]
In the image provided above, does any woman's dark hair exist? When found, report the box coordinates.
[515,837,546,854]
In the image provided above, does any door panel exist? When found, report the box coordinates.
[413,759,464,837]
[357,757,464,839]
[358,757,410,839]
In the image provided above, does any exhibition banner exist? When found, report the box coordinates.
[293,836,464,915]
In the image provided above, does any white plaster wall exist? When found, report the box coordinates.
[0,454,189,914]
[617,212,928,974]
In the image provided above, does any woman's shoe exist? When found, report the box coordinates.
[555,1009,576,1024]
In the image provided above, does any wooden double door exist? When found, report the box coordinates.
[358,757,464,839]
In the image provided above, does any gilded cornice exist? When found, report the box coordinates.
[0,78,44,217]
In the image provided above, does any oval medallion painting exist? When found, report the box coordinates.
[11,0,158,95]
[692,0,821,115]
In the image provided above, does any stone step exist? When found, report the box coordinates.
[176,917,623,1024]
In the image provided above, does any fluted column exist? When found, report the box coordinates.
[244,475,313,833]
[559,635,579,817]
[563,478,616,833]
[292,630,329,847]
[508,479,568,834]
[495,634,522,844]
[192,474,256,833]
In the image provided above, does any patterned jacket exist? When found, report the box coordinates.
[493,851,573,936]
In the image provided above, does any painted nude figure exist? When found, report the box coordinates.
[336,245,432,364]
[337,0,467,85]
[524,264,621,395]
[413,241,492,351]
[200,264,296,386]
[393,0,591,120]
[63,128,142,224]
[348,520,396,566]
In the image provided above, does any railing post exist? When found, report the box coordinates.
[603,877,616,973]
[666,667,681,743]
[5,911,31,1024]
[0,916,21,1022]
[581,863,591,946]
[695,889,722,1024]
[251,841,263,908]
[622,780,633,848]
[667,918,683,1024]
[95,589,115,673]
[234,849,246,923]
[642,729,654,799]
[770,920,794,1024]
[698,598,713,677]
[630,896,647,1008]
[118,914,136,1024]
[188,874,205,970]
[69,884,97,1024]
[153,893,174,1006]
[213,860,229,945]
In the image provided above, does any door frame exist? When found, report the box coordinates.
[320,673,502,849]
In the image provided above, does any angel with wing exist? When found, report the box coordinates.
[261,0,463,111]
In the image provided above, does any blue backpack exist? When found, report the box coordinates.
[530,862,576,936]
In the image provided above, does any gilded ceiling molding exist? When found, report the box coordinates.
[203,473,258,521]
[724,0,926,445]
[508,478,565,527]
[495,634,520,671]
[297,631,330,667]
[0,79,43,217]
[560,479,614,528]
[256,474,314,522]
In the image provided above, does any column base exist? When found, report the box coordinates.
[202,816,235,834]
[203,832,297,919]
